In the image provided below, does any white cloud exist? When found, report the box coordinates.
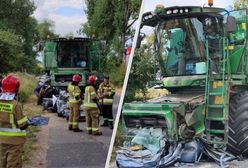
[47,13,87,36]
[33,0,87,36]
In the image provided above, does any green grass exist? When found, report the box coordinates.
[12,72,38,103]
[11,73,44,162]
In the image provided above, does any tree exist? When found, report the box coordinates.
[81,0,142,86]
[0,30,22,73]
[82,0,141,56]
[125,41,155,102]
[233,0,248,9]
[37,19,56,41]
[0,0,43,74]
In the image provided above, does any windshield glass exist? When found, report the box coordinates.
[57,41,89,68]
[157,16,223,76]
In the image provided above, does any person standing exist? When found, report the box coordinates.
[68,74,82,132]
[0,75,29,168]
[83,75,102,135]
[98,76,115,129]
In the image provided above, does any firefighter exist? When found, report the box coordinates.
[98,76,115,129]
[0,75,29,168]
[83,75,102,135]
[68,74,82,132]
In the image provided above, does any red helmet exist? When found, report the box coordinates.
[87,75,97,84]
[1,75,20,93]
[72,74,81,82]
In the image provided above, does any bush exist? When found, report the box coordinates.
[13,72,37,103]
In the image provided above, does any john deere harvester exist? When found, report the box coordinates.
[122,2,248,164]
[43,37,102,89]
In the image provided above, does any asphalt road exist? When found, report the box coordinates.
[46,95,120,168]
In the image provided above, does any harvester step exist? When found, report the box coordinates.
[207,105,224,108]
[208,141,226,145]
[207,129,225,134]
[206,117,225,121]
[209,92,224,96]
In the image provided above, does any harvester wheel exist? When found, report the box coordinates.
[228,91,248,156]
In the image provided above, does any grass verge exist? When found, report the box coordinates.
[12,73,44,162]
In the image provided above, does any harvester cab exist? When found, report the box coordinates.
[122,3,248,165]
[43,37,102,89]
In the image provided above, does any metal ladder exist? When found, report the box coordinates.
[205,38,230,145]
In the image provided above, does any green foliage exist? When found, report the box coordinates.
[233,0,248,9]
[0,0,55,74]
[15,73,37,103]
[83,0,141,54]
[125,42,156,102]
[0,30,21,72]
[82,0,142,86]
[36,19,56,41]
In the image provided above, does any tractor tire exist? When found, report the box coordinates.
[228,91,248,156]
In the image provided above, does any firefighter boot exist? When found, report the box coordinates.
[73,128,83,132]
[92,131,102,136]
[68,125,73,131]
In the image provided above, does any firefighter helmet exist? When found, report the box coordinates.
[1,75,20,93]
[72,74,81,82]
[88,75,97,84]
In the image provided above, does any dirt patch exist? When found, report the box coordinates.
[23,113,50,168]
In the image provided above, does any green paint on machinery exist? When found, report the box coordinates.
[42,37,103,89]
[122,5,248,155]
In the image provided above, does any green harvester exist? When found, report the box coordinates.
[122,3,248,157]
[43,37,102,89]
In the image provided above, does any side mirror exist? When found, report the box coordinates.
[226,16,236,33]
[136,35,142,48]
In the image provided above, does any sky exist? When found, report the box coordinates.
[32,0,235,37]
[33,0,87,37]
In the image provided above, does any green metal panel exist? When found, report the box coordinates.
[43,41,57,70]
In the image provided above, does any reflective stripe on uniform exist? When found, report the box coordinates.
[103,98,113,105]
[86,127,92,130]
[90,92,96,96]
[9,113,16,129]
[0,132,26,136]
[0,128,26,136]
[92,128,99,131]
[108,119,114,122]
[69,100,79,104]
[68,84,81,104]
[68,122,73,125]
[72,122,78,126]
[83,86,98,108]
[17,116,28,125]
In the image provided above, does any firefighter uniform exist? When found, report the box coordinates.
[98,81,115,128]
[67,83,81,130]
[83,85,102,135]
[0,98,28,168]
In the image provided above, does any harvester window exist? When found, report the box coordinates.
[227,10,247,44]
[156,16,224,77]
[57,41,88,68]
